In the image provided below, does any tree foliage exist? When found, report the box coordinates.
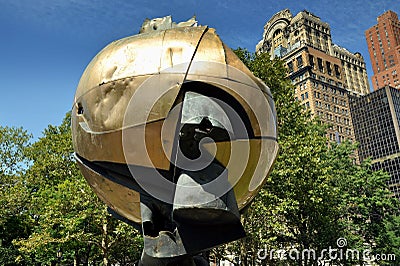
[1,49,399,265]
[212,49,400,266]
[0,126,32,265]
[1,115,142,265]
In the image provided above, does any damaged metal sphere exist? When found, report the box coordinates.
[72,21,278,262]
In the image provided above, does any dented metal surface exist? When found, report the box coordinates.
[72,24,278,217]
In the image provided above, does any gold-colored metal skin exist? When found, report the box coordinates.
[72,25,278,228]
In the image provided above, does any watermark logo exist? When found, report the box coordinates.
[336,237,347,248]
[257,238,396,263]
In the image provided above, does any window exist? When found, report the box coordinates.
[327,62,332,75]
[297,56,303,68]
[273,29,284,47]
[287,61,294,73]
[318,58,324,72]
[309,54,315,68]
[334,64,340,78]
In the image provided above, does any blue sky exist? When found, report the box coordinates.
[0,0,399,139]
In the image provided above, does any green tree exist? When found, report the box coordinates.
[327,142,400,265]
[212,49,400,266]
[14,113,142,265]
[242,49,338,266]
[0,126,32,265]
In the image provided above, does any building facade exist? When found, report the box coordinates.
[349,86,400,198]
[256,9,370,143]
[332,45,370,96]
[365,10,400,91]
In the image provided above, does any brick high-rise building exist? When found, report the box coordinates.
[256,9,370,143]
[365,10,400,91]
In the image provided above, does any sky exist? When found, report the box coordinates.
[0,0,399,139]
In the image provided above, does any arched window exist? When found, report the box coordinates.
[273,29,284,47]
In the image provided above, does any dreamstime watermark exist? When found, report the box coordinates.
[257,238,397,263]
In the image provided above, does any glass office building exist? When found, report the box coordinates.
[349,86,400,198]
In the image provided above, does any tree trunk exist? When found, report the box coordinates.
[83,244,91,266]
[240,239,247,266]
[74,248,78,266]
[102,220,109,266]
